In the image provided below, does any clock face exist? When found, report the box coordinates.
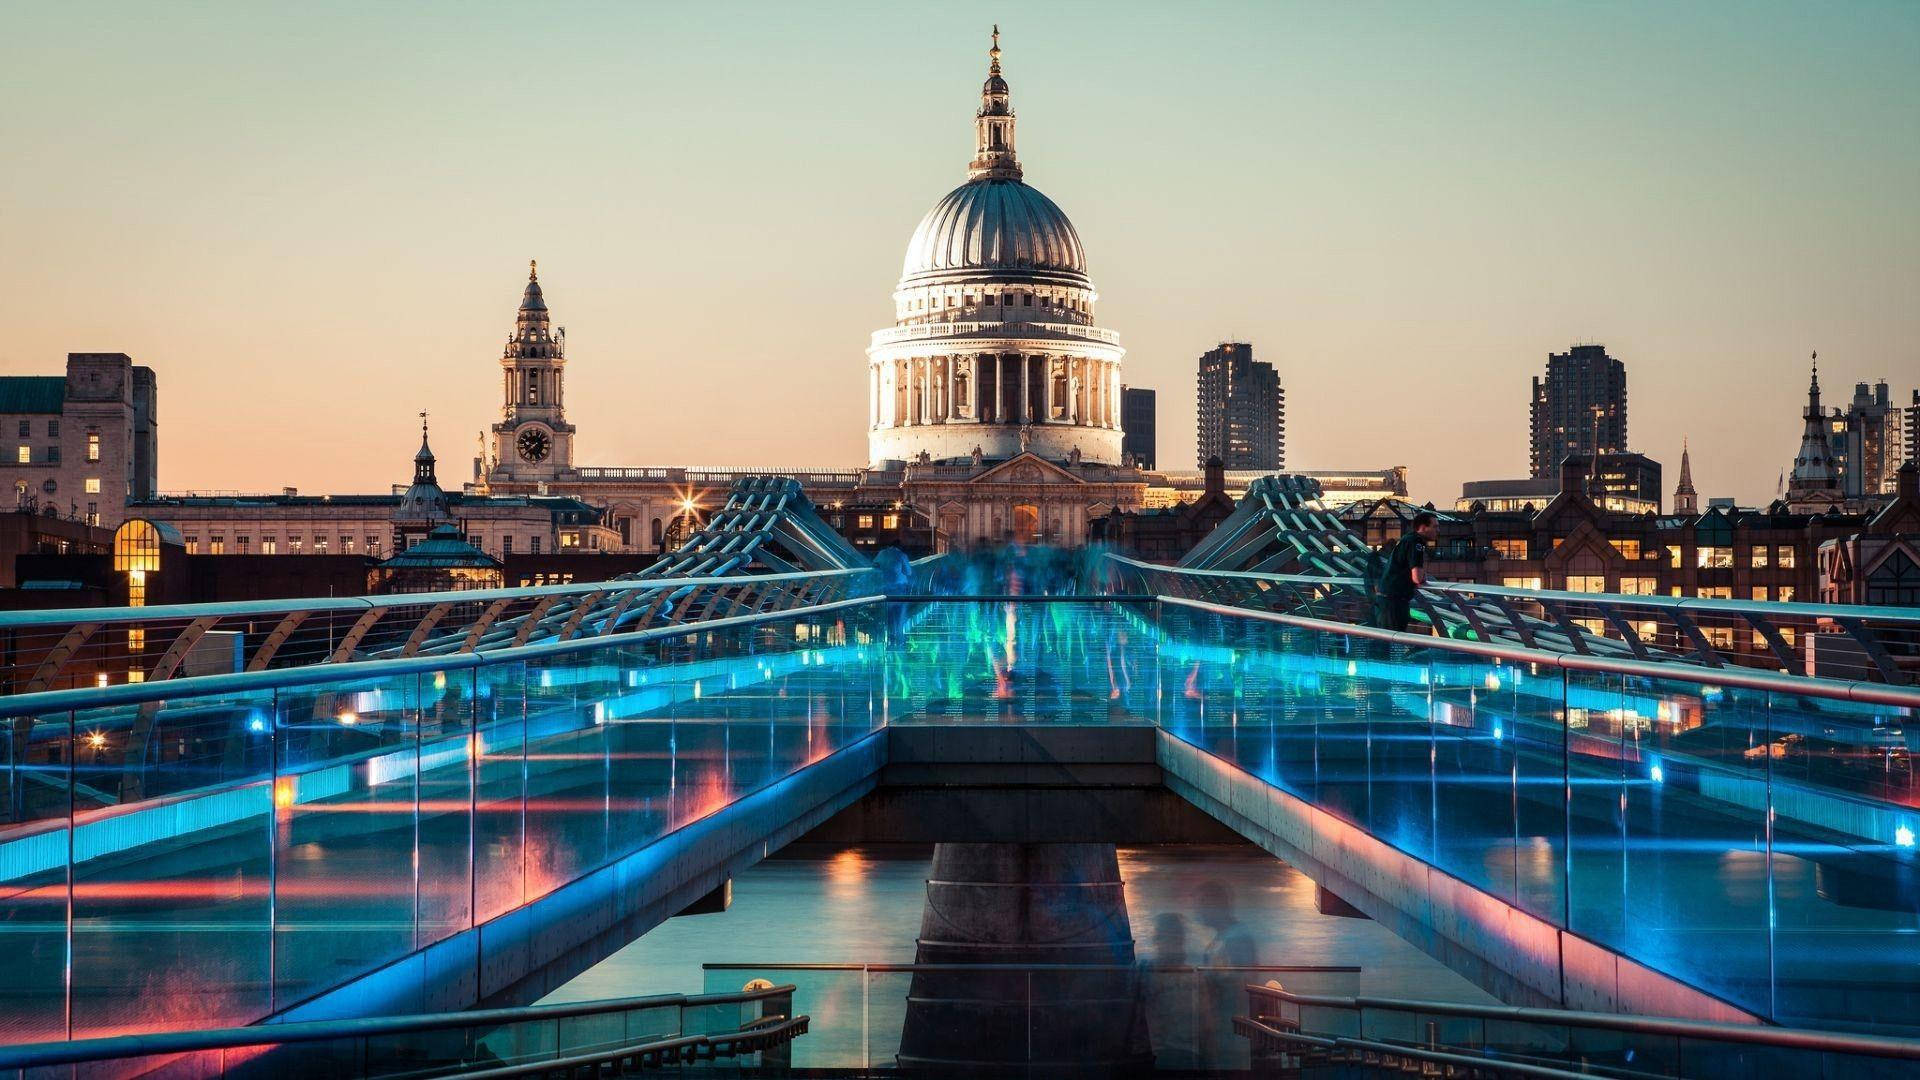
[516,427,551,464]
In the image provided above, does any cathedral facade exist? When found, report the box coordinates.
[481,32,1151,550]
[477,33,1403,554]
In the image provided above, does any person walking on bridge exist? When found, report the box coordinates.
[1378,511,1437,634]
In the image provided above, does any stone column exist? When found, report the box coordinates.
[1018,353,1030,427]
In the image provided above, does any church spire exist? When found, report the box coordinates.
[414,410,437,486]
[1673,436,1698,515]
[1789,350,1839,501]
[968,25,1022,182]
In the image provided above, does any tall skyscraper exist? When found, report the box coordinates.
[1908,390,1919,467]
[1195,342,1284,470]
[1121,386,1156,469]
[1839,379,1904,497]
[1529,344,1626,479]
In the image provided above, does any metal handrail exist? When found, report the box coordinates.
[1156,593,1920,708]
[0,985,799,1070]
[0,593,885,719]
[1234,1017,1598,1080]
[1243,984,1920,1062]
[452,1015,809,1079]
[1110,554,1920,628]
[0,566,875,630]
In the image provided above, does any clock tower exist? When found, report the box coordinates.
[490,260,575,482]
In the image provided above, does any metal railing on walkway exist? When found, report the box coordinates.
[1117,556,1920,685]
[1237,982,1920,1079]
[0,984,802,1079]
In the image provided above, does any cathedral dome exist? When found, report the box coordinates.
[902,178,1087,284]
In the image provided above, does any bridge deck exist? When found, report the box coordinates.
[3,596,1917,1047]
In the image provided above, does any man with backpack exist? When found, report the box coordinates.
[1373,511,1437,634]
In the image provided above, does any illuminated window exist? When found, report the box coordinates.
[1491,539,1527,560]
[560,531,580,548]
[341,536,355,554]
[883,514,900,530]
[367,535,380,555]
[288,537,303,553]
[1751,586,1769,601]
[1621,577,1660,595]
[1776,546,1796,569]
[113,519,164,573]
[1751,547,1770,568]
[261,537,277,555]
[1777,585,1795,604]
[84,477,101,494]
[236,536,250,553]
[1698,586,1733,600]
[209,537,224,555]
[1705,627,1735,649]
[1501,576,1542,590]
[1566,575,1607,593]
[314,537,328,554]
[1697,546,1733,569]
[15,446,27,464]
[1613,539,1641,561]
[86,433,100,462]
[858,515,876,529]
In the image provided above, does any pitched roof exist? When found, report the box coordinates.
[0,377,66,415]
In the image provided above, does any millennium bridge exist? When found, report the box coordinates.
[2,477,1918,1078]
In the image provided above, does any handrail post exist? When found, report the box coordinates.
[760,987,793,1073]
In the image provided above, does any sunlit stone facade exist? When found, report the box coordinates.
[868,29,1126,469]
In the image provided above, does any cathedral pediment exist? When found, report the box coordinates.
[970,453,1085,486]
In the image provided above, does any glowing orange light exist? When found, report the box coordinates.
[336,711,358,725]
[85,731,108,750]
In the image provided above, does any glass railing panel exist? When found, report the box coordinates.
[1564,1024,1681,1077]
[1622,675,1773,1016]
[68,691,274,1038]
[357,1024,477,1079]
[1366,640,1438,865]
[1509,664,1570,923]
[1564,669,1629,950]
[472,660,528,924]
[601,640,677,860]
[1429,652,1517,903]
[1767,690,1920,1032]
[521,646,613,902]
[620,1002,683,1049]
[271,670,422,1009]
[552,1008,628,1059]
[703,967,865,1069]
[468,1016,558,1073]
[0,708,72,1046]
[415,667,475,950]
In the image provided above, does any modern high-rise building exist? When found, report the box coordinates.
[1121,386,1156,469]
[1908,389,1920,467]
[1838,379,1904,497]
[1529,344,1626,479]
[1195,343,1284,470]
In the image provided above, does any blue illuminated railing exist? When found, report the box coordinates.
[1115,556,1920,685]
[0,584,886,1046]
[1137,590,1920,1035]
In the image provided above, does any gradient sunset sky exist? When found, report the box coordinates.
[3,2,1915,504]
